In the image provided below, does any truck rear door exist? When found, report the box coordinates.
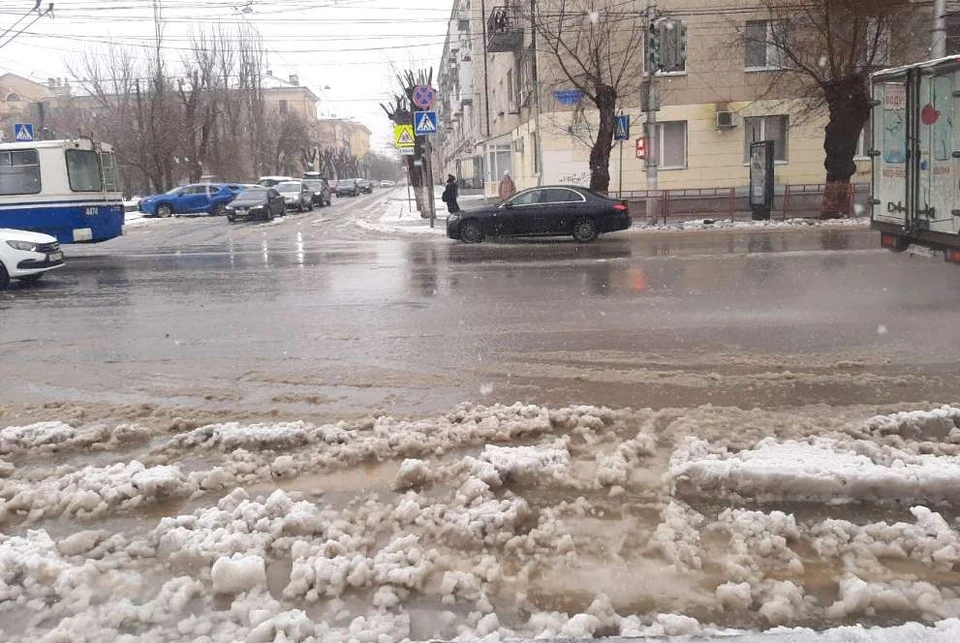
[872,78,909,228]
[917,68,959,237]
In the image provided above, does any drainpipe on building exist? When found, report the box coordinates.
[530,0,543,186]
[933,0,947,57]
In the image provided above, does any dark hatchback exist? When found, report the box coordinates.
[225,187,286,222]
[303,179,332,207]
[338,178,359,197]
[446,185,631,243]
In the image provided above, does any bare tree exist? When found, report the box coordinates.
[267,111,310,175]
[380,68,433,213]
[745,0,917,215]
[536,0,645,192]
[178,29,224,182]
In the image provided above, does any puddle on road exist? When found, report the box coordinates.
[247,459,402,497]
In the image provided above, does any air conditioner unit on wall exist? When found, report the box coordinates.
[716,110,736,129]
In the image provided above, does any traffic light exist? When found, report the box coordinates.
[658,19,687,73]
[648,21,660,71]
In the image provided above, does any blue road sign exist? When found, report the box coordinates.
[615,115,630,141]
[14,123,34,142]
[414,110,438,136]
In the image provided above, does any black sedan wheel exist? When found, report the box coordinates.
[460,220,484,244]
[572,217,598,243]
[212,202,228,217]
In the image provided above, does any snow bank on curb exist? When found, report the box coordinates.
[0,421,151,455]
[168,421,315,450]
[668,436,960,504]
[0,460,192,524]
[634,216,870,233]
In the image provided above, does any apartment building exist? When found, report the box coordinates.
[317,117,372,160]
[436,0,933,194]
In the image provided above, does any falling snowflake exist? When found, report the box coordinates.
[853,203,865,216]
[818,55,828,68]
[587,10,600,24]
[480,383,494,396]
[877,324,888,336]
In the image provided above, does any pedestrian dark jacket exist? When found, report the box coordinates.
[441,179,460,213]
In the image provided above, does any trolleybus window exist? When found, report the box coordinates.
[0,148,40,195]
[66,149,103,192]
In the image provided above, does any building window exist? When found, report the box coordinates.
[744,20,786,70]
[279,99,288,114]
[856,113,873,158]
[948,13,960,54]
[507,69,514,108]
[5,92,21,102]
[860,18,890,67]
[652,121,687,170]
[531,132,540,173]
[744,115,789,162]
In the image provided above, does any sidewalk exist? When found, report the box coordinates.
[359,188,870,237]
[355,186,485,236]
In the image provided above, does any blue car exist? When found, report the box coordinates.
[139,184,240,218]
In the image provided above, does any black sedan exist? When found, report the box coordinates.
[225,187,286,222]
[304,179,332,207]
[338,179,359,197]
[446,186,632,243]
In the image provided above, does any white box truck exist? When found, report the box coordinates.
[871,56,960,261]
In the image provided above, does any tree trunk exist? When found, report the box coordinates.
[821,75,871,218]
[589,85,617,194]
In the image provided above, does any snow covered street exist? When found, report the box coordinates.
[2,404,960,641]
[5,194,960,640]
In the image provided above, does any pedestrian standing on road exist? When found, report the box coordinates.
[441,174,460,214]
[498,170,516,202]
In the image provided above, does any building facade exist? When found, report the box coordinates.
[436,0,933,196]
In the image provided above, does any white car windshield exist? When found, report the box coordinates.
[276,182,300,194]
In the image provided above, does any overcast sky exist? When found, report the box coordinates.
[0,0,454,152]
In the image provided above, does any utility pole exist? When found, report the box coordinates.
[530,0,544,186]
[480,0,491,138]
[643,0,659,224]
[933,0,947,58]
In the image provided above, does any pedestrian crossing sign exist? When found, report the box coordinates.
[394,124,415,148]
[614,114,629,141]
[414,110,438,136]
[14,123,34,142]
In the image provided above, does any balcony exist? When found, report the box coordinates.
[487,6,522,53]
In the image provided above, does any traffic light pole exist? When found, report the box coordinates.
[644,0,659,225]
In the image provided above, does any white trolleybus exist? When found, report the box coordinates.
[0,138,124,244]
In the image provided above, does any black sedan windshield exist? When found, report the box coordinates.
[231,188,269,205]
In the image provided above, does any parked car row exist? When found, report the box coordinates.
[138,175,338,218]
[139,184,248,218]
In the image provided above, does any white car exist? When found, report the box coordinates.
[0,228,64,289]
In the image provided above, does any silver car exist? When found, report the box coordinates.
[275,181,314,212]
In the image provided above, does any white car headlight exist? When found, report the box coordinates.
[6,240,38,252]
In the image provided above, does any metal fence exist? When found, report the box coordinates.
[616,183,871,224]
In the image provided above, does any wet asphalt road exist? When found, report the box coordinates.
[3,188,960,426]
